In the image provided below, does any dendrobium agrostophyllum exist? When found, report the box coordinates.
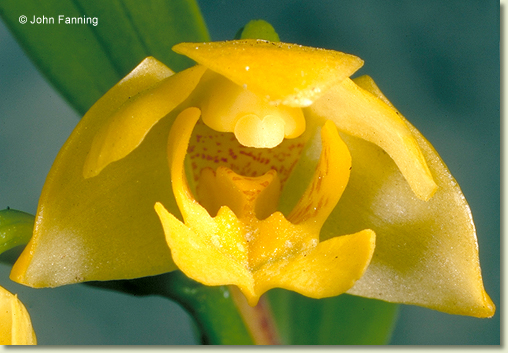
[10,38,494,318]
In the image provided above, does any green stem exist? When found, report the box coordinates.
[0,208,35,256]
[158,271,254,345]
[88,271,255,345]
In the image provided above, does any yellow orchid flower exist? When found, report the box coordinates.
[0,285,36,345]
[10,39,494,318]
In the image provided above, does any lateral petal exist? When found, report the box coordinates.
[84,64,206,178]
[308,77,437,201]
[288,120,351,229]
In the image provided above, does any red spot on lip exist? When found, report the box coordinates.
[188,119,307,188]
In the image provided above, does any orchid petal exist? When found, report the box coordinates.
[84,64,206,178]
[308,77,437,201]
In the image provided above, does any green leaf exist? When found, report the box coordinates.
[267,289,399,345]
[0,0,209,115]
[88,271,254,345]
[0,208,34,255]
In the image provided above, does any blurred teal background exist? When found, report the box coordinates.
[0,0,499,345]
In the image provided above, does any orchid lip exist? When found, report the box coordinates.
[154,107,375,305]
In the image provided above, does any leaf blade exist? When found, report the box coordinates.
[0,0,209,114]
[267,289,399,345]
